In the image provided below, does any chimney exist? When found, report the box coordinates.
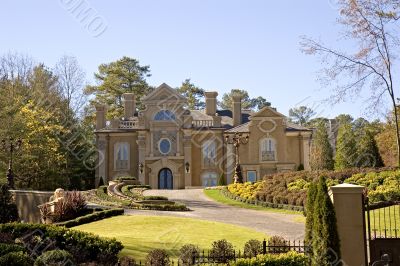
[95,104,107,130]
[204,91,218,116]
[232,95,242,127]
[123,93,136,119]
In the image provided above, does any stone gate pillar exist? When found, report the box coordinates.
[330,184,367,266]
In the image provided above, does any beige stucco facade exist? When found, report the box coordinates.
[94,83,312,189]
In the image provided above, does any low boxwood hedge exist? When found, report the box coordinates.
[0,251,34,266]
[55,208,124,228]
[0,243,26,256]
[0,223,123,264]
[143,195,168,201]
[231,251,307,266]
[34,249,75,266]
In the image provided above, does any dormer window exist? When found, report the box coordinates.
[154,110,176,121]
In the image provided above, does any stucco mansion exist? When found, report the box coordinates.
[94,83,312,189]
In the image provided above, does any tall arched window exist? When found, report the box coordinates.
[115,142,129,170]
[202,140,216,167]
[154,110,176,121]
[260,138,276,161]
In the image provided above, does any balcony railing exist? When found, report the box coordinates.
[115,160,128,170]
[192,120,214,128]
[262,151,276,161]
[118,121,137,129]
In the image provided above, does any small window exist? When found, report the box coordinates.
[247,171,257,183]
[202,172,218,187]
[159,138,171,155]
[202,140,216,167]
[260,138,276,161]
[115,142,129,170]
[154,110,176,121]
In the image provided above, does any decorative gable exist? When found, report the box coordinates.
[142,83,187,104]
[251,106,286,118]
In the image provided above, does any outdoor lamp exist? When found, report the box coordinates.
[185,162,190,173]
[139,162,144,174]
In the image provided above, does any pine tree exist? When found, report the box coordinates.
[310,122,334,170]
[311,177,341,266]
[305,181,317,247]
[0,183,19,223]
[335,121,357,170]
[356,128,384,168]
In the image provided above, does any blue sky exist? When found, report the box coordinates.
[1,0,389,119]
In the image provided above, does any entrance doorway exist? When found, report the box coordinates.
[158,168,173,189]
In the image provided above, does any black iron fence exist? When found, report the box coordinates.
[133,239,310,265]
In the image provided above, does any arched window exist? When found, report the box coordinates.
[202,172,218,187]
[260,138,276,161]
[154,110,176,121]
[202,140,216,167]
[115,142,129,170]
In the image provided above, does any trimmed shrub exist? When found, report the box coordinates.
[0,183,19,223]
[268,235,289,253]
[179,244,199,265]
[0,223,123,264]
[34,249,75,266]
[143,196,168,201]
[145,249,170,266]
[0,251,34,266]
[218,173,226,186]
[116,176,137,182]
[139,203,188,211]
[231,251,307,266]
[119,256,136,266]
[311,176,341,266]
[0,243,26,256]
[210,239,235,263]
[244,239,262,257]
[55,208,124,228]
[305,181,317,249]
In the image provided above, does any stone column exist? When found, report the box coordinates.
[301,132,312,170]
[183,131,192,187]
[330,184,367,266]
[137,132,146,185]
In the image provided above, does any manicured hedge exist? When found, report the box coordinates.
[0,251,33,266]
[55,208,124,228]
[96,186,132,207]
[139,203,189,211]
[34,249,75,266]
[143,195,168,201]
[228,168,399,209]
[0,243,26,256]
[0,223,123,264]
[231,251,307,266]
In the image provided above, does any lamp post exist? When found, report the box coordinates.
[225,133,249,183]
[1,137,22,189]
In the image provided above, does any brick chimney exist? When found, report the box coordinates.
[95,104,107,130]
[232,95,242,127]
[123,93,136,119]
[204,91,218,116]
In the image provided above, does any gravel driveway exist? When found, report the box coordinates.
[124,189,305,240]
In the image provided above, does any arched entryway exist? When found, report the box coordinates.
[158,168,173,189]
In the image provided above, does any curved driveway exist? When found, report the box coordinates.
[124,189,305,240]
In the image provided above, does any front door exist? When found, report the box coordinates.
[158,168,173,189]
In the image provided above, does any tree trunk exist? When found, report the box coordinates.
[391,98,400,167]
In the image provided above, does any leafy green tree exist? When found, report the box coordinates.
[310,122,334,170]
[356,128,384,168]
[85,56,151,118]
[288,106,316,126]
[311,176,340,266]
[0,183,19,223]
[219,89,270,111]
[335,114,353,125]
[176,79,205,110]
[335,121,357,170]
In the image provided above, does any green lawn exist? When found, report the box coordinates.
[74,215,267,261]
[368,206,400,238]
[204,189,305,220]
